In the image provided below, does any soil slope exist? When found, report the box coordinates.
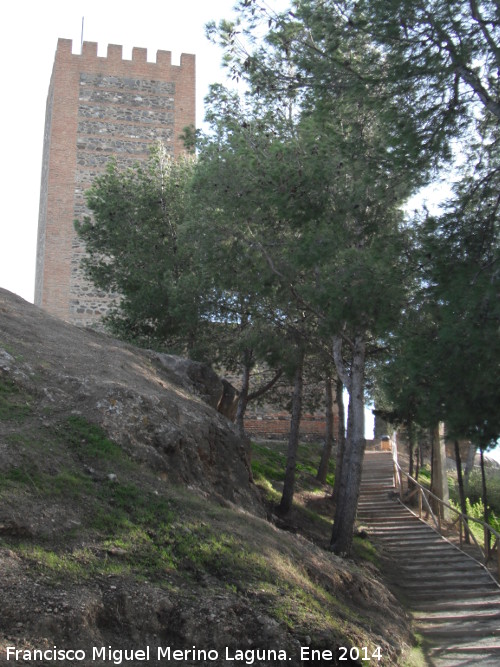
[0,289,413,666]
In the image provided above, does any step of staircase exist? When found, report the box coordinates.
[360,451,500,666]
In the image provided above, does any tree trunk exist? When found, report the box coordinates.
[332,378,346,503]
[408,422,414,479]
[235,356,251,439]
[480,447,490,555]
[464,443,476,490]
[454,439,470,544]
[333,379,347,504]
[278,351,304,515]
[408,421,417,493]
[430,423,450,520]
[333,392,353,509]
[416,440,423,483]
[317,375,335,484]
[236,365,284,438]
[330,336,366,557]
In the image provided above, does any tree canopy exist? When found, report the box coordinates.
[75,145,204,354]
[76,0,500,556]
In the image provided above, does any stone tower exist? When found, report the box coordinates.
[35,38,195,325]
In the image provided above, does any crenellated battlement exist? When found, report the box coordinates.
[56,38,195,72]
[36,37,195,324]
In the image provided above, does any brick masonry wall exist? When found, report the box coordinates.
[221,368,341,441]
[35,39,195,325]
[244,412,340,441]
[244,407,340,442]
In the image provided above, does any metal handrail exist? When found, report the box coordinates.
[391,443,500,580]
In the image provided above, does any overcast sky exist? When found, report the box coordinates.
[0,0,243,303]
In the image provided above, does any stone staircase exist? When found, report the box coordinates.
[358,451,500,666]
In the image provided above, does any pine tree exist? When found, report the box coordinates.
[201,0,422,555]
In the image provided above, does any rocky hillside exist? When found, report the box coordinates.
[0,288,414,666]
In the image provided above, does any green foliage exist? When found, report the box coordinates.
[452,469,500,517]
[206,0,434,555]
[352,536,379,566]
[16,545,96,579]
[75,144,203,354]
[0,397,382,649]
[90,480,174,535]
[48,471,93,498]
[402,633,428,667]
[377,139,500,446]
[1,467,38,487]
[251,440,335,490]
[357,0,500,139]
[363,0,500,448]
[73,0,499,554]
[0,374,33,422]
[449,496,500,549]
[418,466,431,483]
[420,147,500,446]
[0,466,92,499]
[251,442,287,482]
[62,415,124,461]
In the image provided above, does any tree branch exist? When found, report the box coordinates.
[247,368,283,401]
[469,0,500,67]
[254,239,325,320]
[332,335,351,391]
[430,16,500,121]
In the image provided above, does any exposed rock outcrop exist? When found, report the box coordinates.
[0,288,414,666]
[0,288,256,512]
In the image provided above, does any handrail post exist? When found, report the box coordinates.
[391,453,500,569]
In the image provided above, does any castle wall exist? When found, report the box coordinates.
[239,373,341,442]
[35,39,195,325]
[244,410,339,441]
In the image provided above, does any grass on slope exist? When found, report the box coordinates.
[0,372,404,661]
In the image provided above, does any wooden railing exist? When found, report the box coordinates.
[391,444,500,580]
